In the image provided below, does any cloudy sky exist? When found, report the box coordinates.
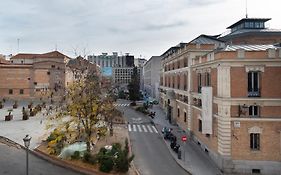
[0,0,280,59]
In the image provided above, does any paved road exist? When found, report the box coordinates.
[0,142,81,175]
[116,99,189,175]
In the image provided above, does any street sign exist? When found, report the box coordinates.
[181,136,187,142]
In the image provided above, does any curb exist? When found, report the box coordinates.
[0,136,116,175]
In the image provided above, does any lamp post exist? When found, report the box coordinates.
[23,135,31,175]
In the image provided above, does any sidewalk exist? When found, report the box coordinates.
[151,105,222,175]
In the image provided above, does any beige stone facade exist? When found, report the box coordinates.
[159,33,281,174]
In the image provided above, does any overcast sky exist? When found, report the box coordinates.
[0,0,280,59]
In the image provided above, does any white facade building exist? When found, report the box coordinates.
[143,56,162,99]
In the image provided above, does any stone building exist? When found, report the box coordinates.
[143,56,162,99]
[0,51,70,99]
[159,17,281,174]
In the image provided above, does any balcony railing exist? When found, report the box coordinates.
[248,90,260,97]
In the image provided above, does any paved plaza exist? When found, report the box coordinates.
[0,99,53,149]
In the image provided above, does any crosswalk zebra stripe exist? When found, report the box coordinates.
[146,125,153,133]
[152,126,158,133]
[142,125,148,132]
[133,125,137,132]
[128,124,131,132]
[137,125,142,132]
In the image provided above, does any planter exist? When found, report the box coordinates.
[13,104,18,109]
[22,115,29,120]
[5,115,13,121]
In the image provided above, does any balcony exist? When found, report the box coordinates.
[248,90,260,97]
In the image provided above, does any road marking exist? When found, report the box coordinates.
[137,125,142,132]
[152,126,158,133]
[128,124,131,132]
[147,125,153,133]
[133,125,137,132]
[142,125,148,132]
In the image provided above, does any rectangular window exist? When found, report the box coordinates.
[184,112,187,122]
[177,108,180,118]
[205,72,211,86]
[250,133,260,150]
[51,65,55,68]
[20,89,24,94]
[248,72,260,97]
[198,119,202,132]
[198,73,202,93]
[249,106,259,117]
[249,22,254,28]
[9,89,13,94]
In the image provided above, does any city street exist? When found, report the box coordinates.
[116,99,189,175]
[0,142,81,175]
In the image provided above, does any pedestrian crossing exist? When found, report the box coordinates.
[113,103,130,107]
[128,124,158,134]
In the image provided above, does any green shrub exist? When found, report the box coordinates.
[99,156,114,173]
[83,151,91,162]
[71,151,80,160]
[135,106,149,114]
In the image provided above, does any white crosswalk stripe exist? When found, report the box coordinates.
[137,125,142,132]
[146,125,153,133]
[128,124,158,134]
[133,125,137,132]
[152,126,158,133]
[142,125,148,132]
[113,103,130,107]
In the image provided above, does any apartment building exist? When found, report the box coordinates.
[88,52,134,68]
[143,56,162,99]
[0,51,69,99]
[159,18,281,174]
[113,67,141,87]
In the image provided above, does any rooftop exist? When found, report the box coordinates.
[227,18,271,29]
[11,51,69,59]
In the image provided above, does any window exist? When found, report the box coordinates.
[249,22,254,28]
[51,65,55,68]
[198,73,202,93]
[250,133,260,150]
[249,106,259,117]
[177,108,180,118]
[9,89,13,94]
[184,112,187,122]
[252,169,261,174]
[198,119,202,132]
[205,72,211,86]
[34,82,37,85]
[20,89,24,94]
[245,22,250,28]
[248,72,260,97]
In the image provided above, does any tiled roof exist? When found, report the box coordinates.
[189,34,223,44]
[223,44,278,51]
[11,51,69,59]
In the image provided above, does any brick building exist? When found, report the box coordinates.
[0,51,70,99]
[159,18,281,174]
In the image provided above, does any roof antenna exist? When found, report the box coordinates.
[245,0,248,18]
[17,38,20,53]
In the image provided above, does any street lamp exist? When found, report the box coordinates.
[23,135,31,175]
